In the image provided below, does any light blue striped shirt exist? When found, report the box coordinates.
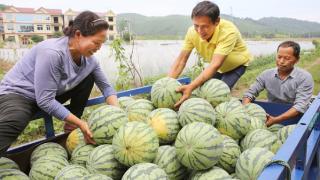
[243,67,314,113]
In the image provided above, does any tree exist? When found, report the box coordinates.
[52,31,63,38]
[31,35,44,43]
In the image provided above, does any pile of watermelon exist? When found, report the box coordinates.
[0,77,297,180]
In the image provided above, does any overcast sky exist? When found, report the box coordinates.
[2,0,320,23]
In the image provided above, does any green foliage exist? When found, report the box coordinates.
[182,51,206,80]
[52,31,63,38]
[117,13,320,39]
[312,39,320,48]
[31,35,44,43]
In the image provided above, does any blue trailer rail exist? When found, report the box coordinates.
[6,77,320,180]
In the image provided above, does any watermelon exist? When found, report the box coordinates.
[71,144,95,167]
[241,129,282,153]
[0,157,19,170]
[30,142,68,166]
[189,166,232,180]
[126,99,155,122]
[244,103,267,122]
[215,100,251,140]
[118,96,135,110]
[80,174,113,180]
[236,147,274,180]
[268,124,284,133]
[112,122,159,166]
[146,108,180,144]
[217,135,241,173]
[86,144,126,179]
[88,105,128,144]
[55,165,90,180]
[193,79,230,107]
[150,77,182,109]
[178,98,216,127]
[175,122,223,170]
[122,163,168,180]
[277,124,296,143]
[66,128,85,155]
[153,145,187,180]
[249,117,267,131]
[29,155,69,180]
[0,169,29,180]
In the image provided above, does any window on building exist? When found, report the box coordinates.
[6,14,14,21]
[7,36,15,42]
[7,23,14,30]
[37,25,43,31]
[54,26,59,32]
[16,14,34,22]
[53,17,59,23]
[45,16,51,21]
[108,35,114,41]
[18,24,34,32]
[46,25,50,31]
[109,25,113,31]
[108,17,113,22]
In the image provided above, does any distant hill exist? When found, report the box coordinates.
[117,13,320,39]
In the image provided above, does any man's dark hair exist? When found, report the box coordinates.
[191,1,220,23]
[277,41,300,59]
[63,11,109,37]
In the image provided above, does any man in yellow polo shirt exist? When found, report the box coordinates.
[168,1,251,107]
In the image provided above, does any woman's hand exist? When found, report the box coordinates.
[78,120,96,145]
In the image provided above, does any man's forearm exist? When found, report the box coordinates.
[274,107,300,124]
[106,95,119,107]
[242,97,252,105]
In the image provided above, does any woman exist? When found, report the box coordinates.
[0,11,118,157]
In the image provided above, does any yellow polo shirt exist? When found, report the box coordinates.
[182,19,251,73]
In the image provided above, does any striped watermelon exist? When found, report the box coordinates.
[268,124,284,133]
[126,99,155,122]
[146,108,180,144]
[189,166,232,180]
[55,165,90,180]
[241,129,282,153]
[122,163,168,180]
[249,117,267,131]
[150,77,182,109]
[193,79,230,107]
[112,122,159,166]
[277,124,296,143]
[153,145,187,180]
[80,174,113,180]
[29,155,69,180]
[86,144,126,179]
[244,103,267,122]
[30,142,68,166]
[215,100,251,140]
[66,128,85,155]
[217,135,241,173]
[71,144,95,167]
[118,96,135,110]
[0,157,19,170]
[236,147,274,180]
[0,169,29,180]
[175,122,223,170]
[88,105,128,144]
[178,98,216,127]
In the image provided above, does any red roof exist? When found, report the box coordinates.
[14,7,35,13]
[43,8,62,15]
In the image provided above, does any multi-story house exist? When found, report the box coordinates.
[64,9,117,41]
[0,6,63,44]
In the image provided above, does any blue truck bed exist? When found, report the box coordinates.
[6,77,320,180]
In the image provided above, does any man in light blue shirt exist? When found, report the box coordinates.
[243,41,314,126]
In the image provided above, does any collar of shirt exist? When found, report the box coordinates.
[274,67,297,79]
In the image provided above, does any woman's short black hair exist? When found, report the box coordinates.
[63,11,109,37]
[191,1,220,23]
[277,41,301,59]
